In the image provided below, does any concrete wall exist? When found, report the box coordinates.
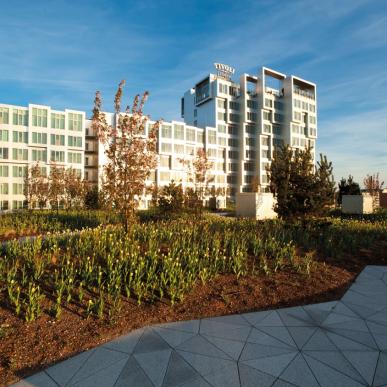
[342,194,373,214]
[236,192,277,219]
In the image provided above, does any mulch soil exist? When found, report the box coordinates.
[1,242,387,386]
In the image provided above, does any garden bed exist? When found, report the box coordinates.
[0,216,386,385]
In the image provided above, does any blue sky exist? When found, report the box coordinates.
[1,0,386,185]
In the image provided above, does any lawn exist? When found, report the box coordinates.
[0,210,386,385]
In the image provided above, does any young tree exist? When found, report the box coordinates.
[192,148,214,203]
[48,163,65,212]
[84,184,100,209]
[63,168,84,210]
[267,146,335,219]
[92,81,161,230]
[24,163,48,209]
[158,181,185,214]
[337,175,361,205]
[364,172,384,208]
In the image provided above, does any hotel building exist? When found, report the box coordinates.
[0,65,317,210]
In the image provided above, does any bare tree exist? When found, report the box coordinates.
[24,163,48,210]
[192,148,214,203]
[48,163,65,212]
[92,81,161,230]
[364,172,384,208]
[64,168,85,210]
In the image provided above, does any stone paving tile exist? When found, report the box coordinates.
[12,372,58,387]
[12,266,387,387]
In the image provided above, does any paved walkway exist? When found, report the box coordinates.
[13,265,387,387]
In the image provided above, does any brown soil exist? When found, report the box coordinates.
[1,243,387,386]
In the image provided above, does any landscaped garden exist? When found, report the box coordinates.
[1,210,386,385]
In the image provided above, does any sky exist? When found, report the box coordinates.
[0,0,386,186]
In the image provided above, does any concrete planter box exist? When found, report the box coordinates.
[236,192,277,220]
[342,194,373,214]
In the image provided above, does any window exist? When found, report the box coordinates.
[274,113,283,122]
[0,165,9,177]
[0,200,9,210]
[245,137,255,147]
[0,183,9,195]
[186,128,196,142]
[273,125,281,136]
[244,162,254,171]
[13,166,27,178]
[265,98,272,108]
[193,120,198,127]
[229,163,238,172]
[160,143,172,153]
[217,124,226,133]
[0,107,9,124]
[274,101,283,110]
[293,111,301,121]
[159,171,170,181]
[51,113,65,129]
[292,124,300,134]
[68,136,82,147]
[261,149,270,158]
[32,108,48,127]
[227,175,237,184]
[0,130,8,142]
[186,145,194,155]
[229,86,239,97]
[229,101,239,110]
[160,155,170,168]
[263,111,271,121]
[0,148,8,159]
[228,150,239,159]
[247,112,256,121]
[13,131,28,143]
[217,112,226,121]
[245,125,254,135]
[207,148,217,157]
[246,150,256,158]
[308,139,315,148]
[68,152,82,164]
[218,136,226,146]
[12,148,28,160]
[32,149,47,162]
[218,83,228,94]
[273,138,284,147]
[230,113,240,122]
[218,149,225,158]
[174,124,184,140]
[245,175,253,184]
[309,103,316,112]
[174,144,184,154]
[13,183,24,195]
[161,125,172,138]
[217,99,226,108]
[13,109,28,126]
[50,150,65,163]
[51,134,65,146]
[216,175,225,183]
[263,124,272,134]
[194,109,197,117]
[32,132,47,144]
[261,137,270,146]
[302,101,308,110]
[207,130,217,145]
[262,175,269,184]
[13,200,26,210]
[293,99,301,108]
[68,113,83,131]
[228,138,238,147]
[228,126,238,135]
[309,127,317,137]
[247,100,257,109]
[292,137,300,146]
[309,116,316,124]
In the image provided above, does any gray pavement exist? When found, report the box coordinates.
[12,265,387,386]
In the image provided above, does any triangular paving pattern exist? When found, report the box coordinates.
[14,266,387,387]
[134,349,172,387]
[279,353,319,387]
